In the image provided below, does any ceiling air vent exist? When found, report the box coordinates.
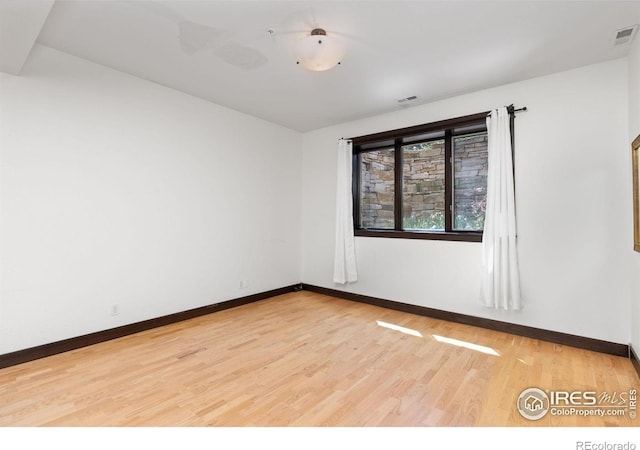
[614,25,638,46]
[397,95,417,104]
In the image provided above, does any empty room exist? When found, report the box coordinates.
[1,0,640,442]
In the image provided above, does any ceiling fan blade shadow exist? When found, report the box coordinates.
[126,0,223,55]
[282,7,319,32]
[271,29,308,36]
[127,0,267,69]
[330,31,378,50]
[214,42,268,70]
[178,20,224,55]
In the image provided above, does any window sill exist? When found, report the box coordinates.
[354,229,483,242]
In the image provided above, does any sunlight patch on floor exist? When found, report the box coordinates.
[376,320,423,337]
[432,334,500,356]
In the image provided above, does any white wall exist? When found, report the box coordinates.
[302,59,631,344]
[0,45,302,354]
[629,37,640,354]
[0,44,634,356]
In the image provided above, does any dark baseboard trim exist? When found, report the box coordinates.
[631,345,640,380]
[302,284,629,358]
[0,284,299,370]
[0,282,632,370]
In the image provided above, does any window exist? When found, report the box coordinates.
[352,112,496,242]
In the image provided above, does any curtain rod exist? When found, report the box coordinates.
[487,104,527,116]
[506,104,527,113]
[343,105,527,141]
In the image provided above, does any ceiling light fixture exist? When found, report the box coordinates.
[295,28,344,71]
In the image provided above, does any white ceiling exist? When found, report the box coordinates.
[0,0,54,74]
[4,0,640,131]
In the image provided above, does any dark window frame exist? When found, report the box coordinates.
[351,111,513,242]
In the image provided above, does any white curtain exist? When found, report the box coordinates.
[333,139,358,284]
[480,107,521,310]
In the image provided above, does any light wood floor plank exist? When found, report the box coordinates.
[0,291,637,426]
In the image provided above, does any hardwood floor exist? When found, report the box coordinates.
[0,291,637,426]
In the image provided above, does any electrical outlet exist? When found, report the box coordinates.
[110,304,120,316]
[239,279,249,289]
